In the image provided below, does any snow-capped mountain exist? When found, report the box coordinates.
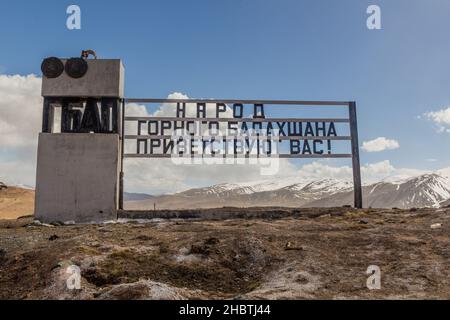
[125,168,450,210]
[126,177,354,209]
[308,173,450,209]
[194,177,313,196]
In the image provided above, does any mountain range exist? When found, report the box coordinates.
[125,168,450,210]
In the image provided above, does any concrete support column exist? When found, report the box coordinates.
[34,133,120,223]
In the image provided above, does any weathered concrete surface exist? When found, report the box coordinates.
[42,59,124,98]
[35,133,120,223]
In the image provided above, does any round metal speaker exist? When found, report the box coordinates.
[41,57,64,78]
[65,57,88,78]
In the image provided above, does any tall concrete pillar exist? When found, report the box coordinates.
[35,56,124,223]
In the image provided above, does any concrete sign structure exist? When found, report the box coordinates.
[35,54,362,224]
[35,55,124,223]
[123,99,362,209]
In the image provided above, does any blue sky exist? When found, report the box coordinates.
[0,0,449,192]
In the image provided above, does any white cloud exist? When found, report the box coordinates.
[361,137,400,153]
[0,79,296,192]
[124,158,298,194]
[0,74,42,148]
[125,103,150,117]
[0,74,435,195]
[153,92,232,118]
[423,107,450,133]
[294,160,426,185]
[124,158,426,194]
[296,161,353,181]
[124,158,430,194]
[0,74,42,186]
[124,92,233,140]
[123,93,297,194]
[361,160,395,180]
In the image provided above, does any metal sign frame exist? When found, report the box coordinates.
[119,99,362,209]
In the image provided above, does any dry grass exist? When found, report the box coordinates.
[0,207,449,300]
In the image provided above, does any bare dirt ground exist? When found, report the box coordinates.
[0,187,34,220]
[0,207,449,300]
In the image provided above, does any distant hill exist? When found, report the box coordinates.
[123,178,354,210]
[0,183,35,219]
[123,192,154,201]
[308,174,450,209]
[126,170,450,210]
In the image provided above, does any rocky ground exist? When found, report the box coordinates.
[0,207,449,300]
